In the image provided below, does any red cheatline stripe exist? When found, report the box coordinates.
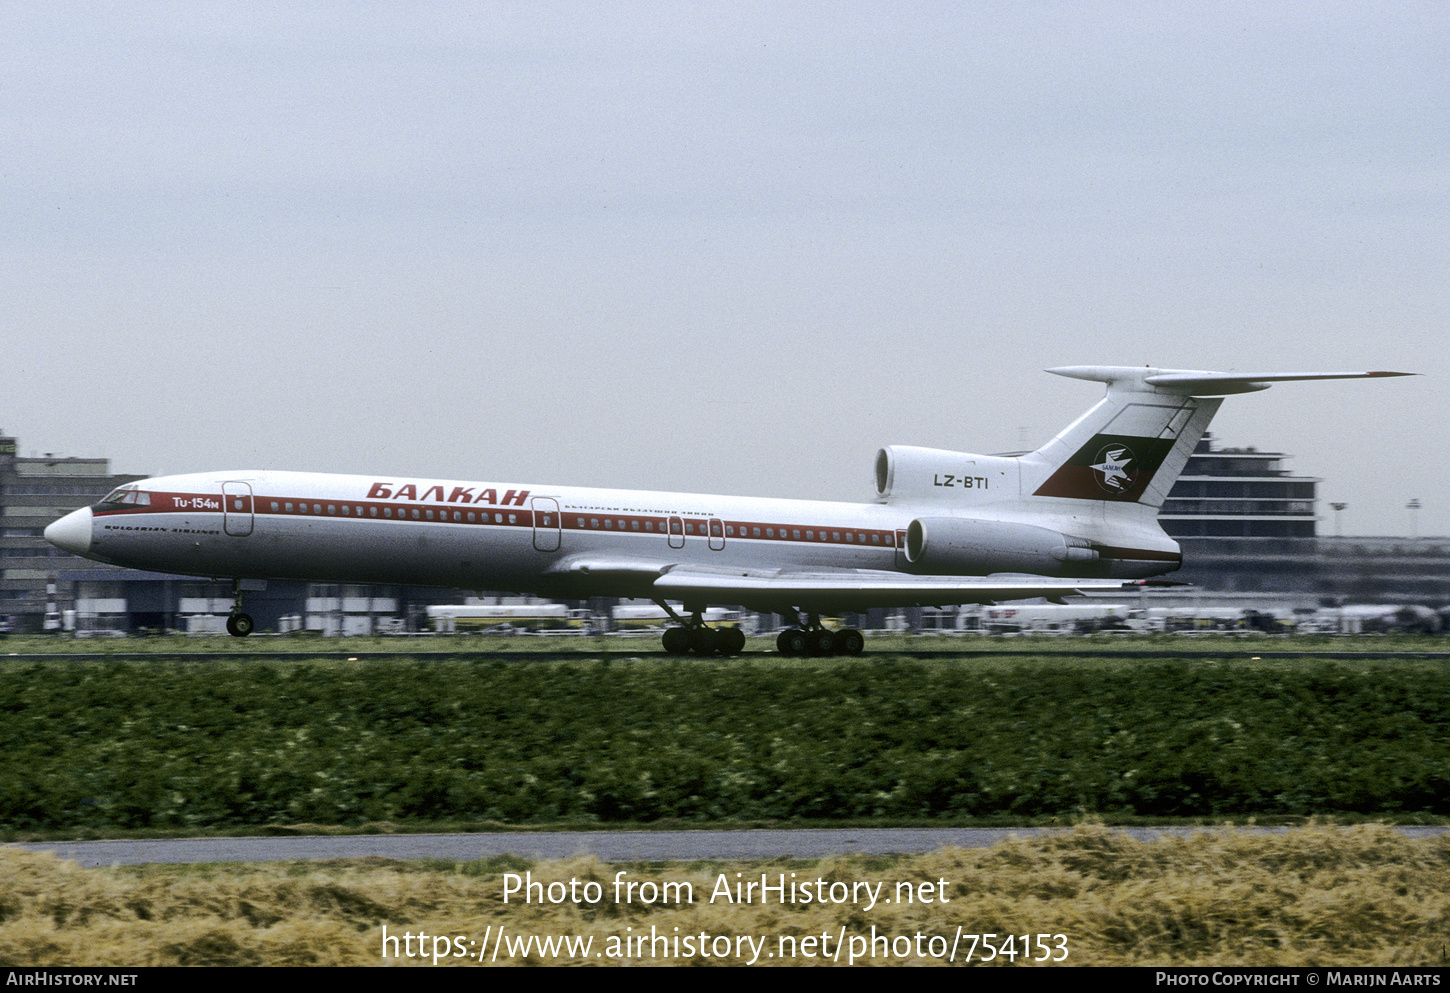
[92,493,900,547]
[91,492,1176,561]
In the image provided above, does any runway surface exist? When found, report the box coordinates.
[8,649,1450,661]
[9,826,1447,867]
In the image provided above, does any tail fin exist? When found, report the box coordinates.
[1021,366,1412,510]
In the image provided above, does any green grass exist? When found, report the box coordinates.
[2,654,1447,836]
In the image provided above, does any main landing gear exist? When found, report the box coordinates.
[775,613,864,657]
[226,579,254,637]
[656,601,747,656]
[661,623,747,656]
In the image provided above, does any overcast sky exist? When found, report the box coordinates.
[4,2,1445,536]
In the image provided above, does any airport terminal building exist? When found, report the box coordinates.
[1160,435,1448,606]
[1160,435,1318,540]
[0,433,145,633]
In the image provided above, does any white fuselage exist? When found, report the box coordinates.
[50,467,1179,607]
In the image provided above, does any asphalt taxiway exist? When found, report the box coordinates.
[10,826,1448,867]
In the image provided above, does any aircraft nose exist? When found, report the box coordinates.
[45,506,93,556]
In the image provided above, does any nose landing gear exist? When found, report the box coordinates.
[226,579,255,637]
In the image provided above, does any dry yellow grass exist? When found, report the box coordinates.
[1,824,1447,966]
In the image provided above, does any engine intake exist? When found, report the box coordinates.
[874,445,1019,503]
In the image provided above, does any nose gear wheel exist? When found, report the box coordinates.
[226,580,254,637]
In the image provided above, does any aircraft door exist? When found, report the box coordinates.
[223,481,254,537]
[895,528,908,570]
[708,517,725,551]
[531,497,561,552]
[667,516,684,549]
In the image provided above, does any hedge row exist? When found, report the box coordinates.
[1,657,1447,829]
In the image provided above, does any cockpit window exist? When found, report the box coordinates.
[100,487,150,506]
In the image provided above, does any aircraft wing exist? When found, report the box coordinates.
[651,564,1144,614]
[545,555,1154,613]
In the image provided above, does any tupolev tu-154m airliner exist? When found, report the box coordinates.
[45,365,1410,655]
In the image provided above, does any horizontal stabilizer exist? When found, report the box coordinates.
[1048,366,1414,396]
[1143,370,1415,395]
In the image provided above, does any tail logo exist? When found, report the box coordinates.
[1033,433,1175,502]
[1091,444,1136,493]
